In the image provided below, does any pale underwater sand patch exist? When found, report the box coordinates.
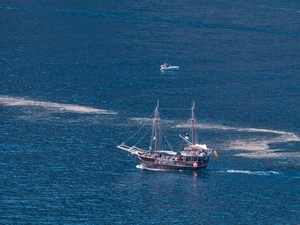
[235,151,300,159]
[131,117,153,123]
[229,139,270,151]
[229,131,300,151]
[201,124,300,163]
[0,96,116,115]
[226,126,300,153]
[131,117,173,124]
[128,118,300,156]
[176,122,300,154]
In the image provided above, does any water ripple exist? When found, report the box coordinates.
[1,5,299,36]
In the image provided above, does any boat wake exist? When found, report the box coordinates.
[225,169,281,176]
[136,164,179,172]
[223,169,300,179]
[136,164,163,171]
[0,96,116,115]
[255,4,300,13]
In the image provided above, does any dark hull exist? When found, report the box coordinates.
[138,156,209,170]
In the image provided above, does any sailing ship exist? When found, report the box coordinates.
[117,101,218,170]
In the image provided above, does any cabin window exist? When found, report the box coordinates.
[184,157,198,162]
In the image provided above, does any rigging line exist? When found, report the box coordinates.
[134,125,153,148]
[122,111,155,144]
[158,119,173,149]
[159,125,173,151]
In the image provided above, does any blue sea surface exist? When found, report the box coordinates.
[1,0,300,224]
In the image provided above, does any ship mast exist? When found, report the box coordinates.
[191,101,195,145]
[154,100,159,152]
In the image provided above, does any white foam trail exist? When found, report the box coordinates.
[136,164,171,172]
[227,170,280,176]
[0,96,116,114]
[256,5,298,13]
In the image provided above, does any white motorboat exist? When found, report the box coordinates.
[160,63,179,71]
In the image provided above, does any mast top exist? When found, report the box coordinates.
[191,101,195,145]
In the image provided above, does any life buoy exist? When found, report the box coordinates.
[193,162,198,168]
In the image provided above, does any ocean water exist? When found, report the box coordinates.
[1,0,300,224]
